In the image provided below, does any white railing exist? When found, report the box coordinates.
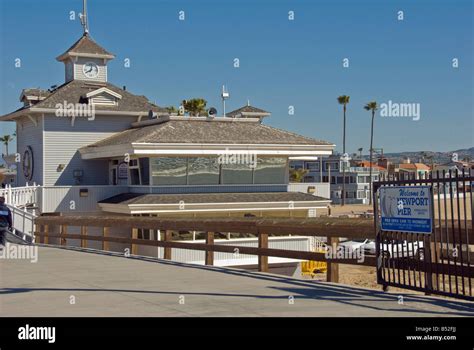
[0,184,40,207]
[287,182,330,199]
[6,204,36,242]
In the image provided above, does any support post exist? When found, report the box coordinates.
[258,233,269,272]
[326,237,339,283]
[60,225,67,246]
[43,225,49,245]
[163,230,172,260]
[205,231,214,265]
[80,226,87,248]
[131,228,138,255]
[103,227,109,251]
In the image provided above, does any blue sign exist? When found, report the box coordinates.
[379,185,433,234]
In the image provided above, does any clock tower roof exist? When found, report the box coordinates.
[56,33,115,62]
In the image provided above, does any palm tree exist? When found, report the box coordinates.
[0,135,13,155]
[183,98,208,117]
[337,95,350,206]
[289,168,309,183]
[364,101,378,205]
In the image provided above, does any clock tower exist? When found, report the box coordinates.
[56,0,115,83]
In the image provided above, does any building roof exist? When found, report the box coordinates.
[353,160,386,170]
[399,163,431,171]
[226,104,270,118]
[20,88,51,100]
[56,33,115,61]
[1,80,168,120]
[80,117,333,149]
[99,192,329,205]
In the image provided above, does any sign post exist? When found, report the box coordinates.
[379,185,433,234]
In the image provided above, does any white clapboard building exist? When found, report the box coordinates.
[0,2,335,275]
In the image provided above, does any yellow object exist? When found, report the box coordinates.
[301,248,327,277]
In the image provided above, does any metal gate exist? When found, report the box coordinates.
[373,169,474,301]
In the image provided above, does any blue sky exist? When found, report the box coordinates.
[0,0,472,155]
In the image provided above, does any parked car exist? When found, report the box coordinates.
[339,239,373,254]
[363,239,425,260]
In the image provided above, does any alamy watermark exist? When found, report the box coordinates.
[325,243,365,263]
[55,101,95,121]
[0,243,38,263]
[217,148,257,169]
[380,100,421,121]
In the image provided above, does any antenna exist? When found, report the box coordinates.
[221,85,230,117]
[79,0,89,34]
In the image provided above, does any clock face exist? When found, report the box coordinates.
[83,62,99,78]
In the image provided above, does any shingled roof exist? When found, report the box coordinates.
[99,192,329,205]
[17,80,167,113]
[57,33,114,60]
[226,104,271,118]
[81,117,333,149]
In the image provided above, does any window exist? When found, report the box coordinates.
[151,158,187,185]
[148,156,287,186]
[221,162,253,184]
[324,162,339,171]
[358,190,366,199]
[305,162,319,171]
[139,158,150,185]
[187,157,219,185]
[254,157,286,184]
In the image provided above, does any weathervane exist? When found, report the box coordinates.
[79,0,89,34]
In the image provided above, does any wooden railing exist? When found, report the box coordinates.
[34,216,379,282]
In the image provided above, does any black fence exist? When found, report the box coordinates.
[373,169,473,301]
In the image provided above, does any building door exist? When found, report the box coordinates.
[110,167,118,185]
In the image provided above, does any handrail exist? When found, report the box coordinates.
[34,216,378,282]
[34,216,375,238]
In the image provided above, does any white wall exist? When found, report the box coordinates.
[16,115,44,186]
[43,114,136,186]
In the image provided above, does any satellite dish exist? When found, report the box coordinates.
[208,107,218,117]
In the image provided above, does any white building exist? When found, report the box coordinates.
[0,4,336,275]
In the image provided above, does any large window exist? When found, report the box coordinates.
[149,156,288,185]
[221,162,253,184]
[187,157,219,185]
[254,157,287,184]
[151,157,187,185]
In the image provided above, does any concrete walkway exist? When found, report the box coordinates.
[1,246,473,317]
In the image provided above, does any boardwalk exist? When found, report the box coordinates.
[1,246,473,317]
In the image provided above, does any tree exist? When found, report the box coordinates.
[364,101,378,205]
[290,168,309,183]
[166,106,179,114]
[182,98,208,117]
[358,147,363,159]
[337,95,350,206]
[0,135,13,155]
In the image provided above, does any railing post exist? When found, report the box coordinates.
[205,231,214,265]
[81,226,87,248]
[163,230,172,260]
[43,225,49,245]
[258,233,269,272]
[60,225,67,246]
[103,227,109,251]
[131,228,138,255]
[326,237,339,283]
[36,224,43,244]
